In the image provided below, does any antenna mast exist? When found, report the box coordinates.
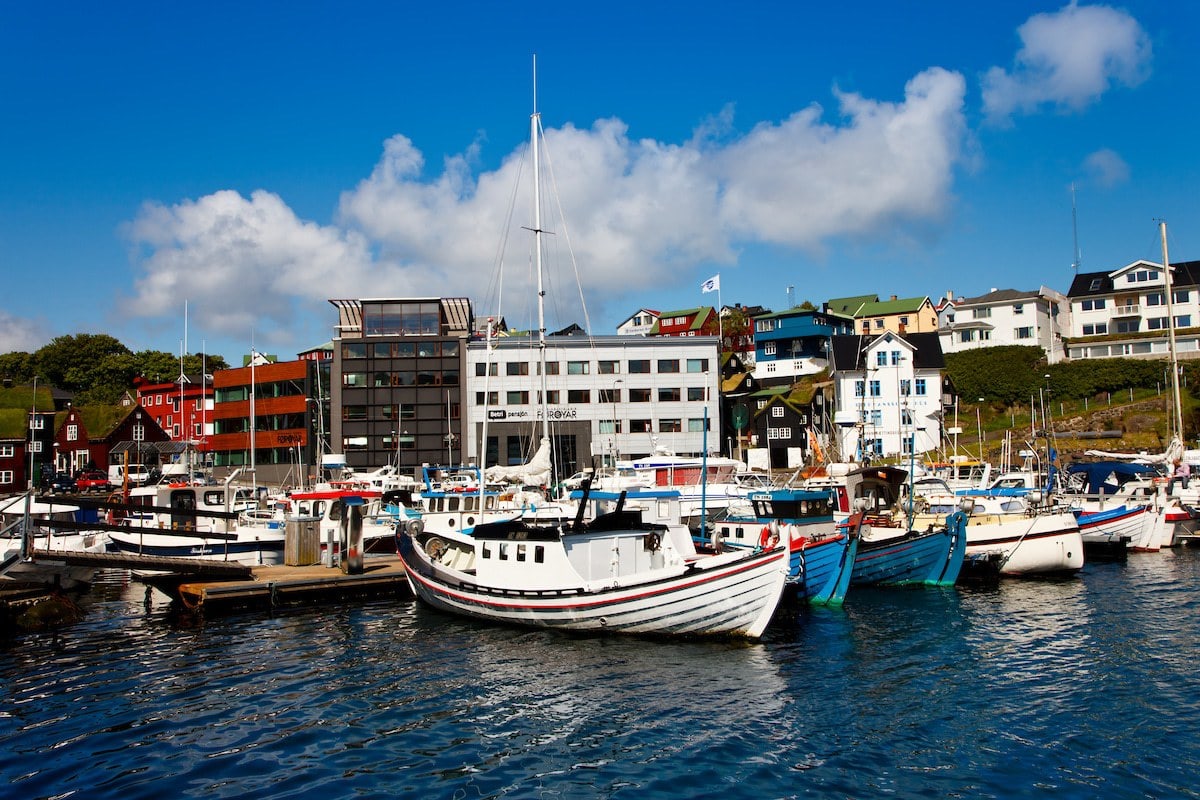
[1071,183,1081,273]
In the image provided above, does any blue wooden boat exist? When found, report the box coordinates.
[709,486,857,606]
[840,467,968,587]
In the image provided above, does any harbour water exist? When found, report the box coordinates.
[3,552,1200,799]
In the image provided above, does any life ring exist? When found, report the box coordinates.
[759,526,772,549]
[644,532,661,552]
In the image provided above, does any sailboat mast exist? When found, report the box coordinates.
[532,60,549,447]
[1162,221,1184,441]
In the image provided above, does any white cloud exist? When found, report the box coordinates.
[1082,148,1130,188]
[982,3,1151,124]
[125,67,969,338]
[122,189,380,345]
[714,67,968,246]
[0,309,50,353]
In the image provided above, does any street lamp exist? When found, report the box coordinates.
[611,379,623,466]
[135,410,144,471]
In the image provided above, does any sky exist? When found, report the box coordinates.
[2,1,1198,364]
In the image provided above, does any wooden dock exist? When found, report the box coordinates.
[172,557,413,614]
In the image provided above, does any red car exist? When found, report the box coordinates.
[74,471,112,493]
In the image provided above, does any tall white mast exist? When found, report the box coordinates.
[531,55,550,447]
[1162,221,1184,442]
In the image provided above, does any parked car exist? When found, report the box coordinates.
[74,471,112,493]
[41,472,77,494]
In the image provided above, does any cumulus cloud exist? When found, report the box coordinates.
[982,3,1151,124]
[1082,148,1130,188]
[0,309,50,353]
[122,190,381,345]
[125,66,969,339]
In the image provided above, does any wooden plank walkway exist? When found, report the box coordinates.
[174,557,412,614]
[29,549,253,578]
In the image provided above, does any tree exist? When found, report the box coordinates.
[33,334,132,393]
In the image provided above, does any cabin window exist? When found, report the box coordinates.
[482,542,492,559]
[203,491,224,505]
[534,546,545,563]
[447,496,459,512]
[499,543,509,560]
[516,544,527,562]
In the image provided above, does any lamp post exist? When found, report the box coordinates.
[27,376,38,491]
[975,398,984,461]
[611,379,623,466]
[135,410,143,472]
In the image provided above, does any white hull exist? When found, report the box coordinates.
[912,510,1083,575]
[398,524,788,638]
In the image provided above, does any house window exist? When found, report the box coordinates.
[506,362,529,376]
[1082,323,1108,336]
[475,391,499,406]
[876,351,887,367]
[67,424,78,441]
[959,330,974,343]
[658,388,681,402]
[343,372,367,387]
[1015,327,1033,339]
[901,408,913,426]
[193,423,203,437]
[915,379,927,396]
[869,410,882,426]
[1175,290,1191,303]
[342,342,367,359]
[567,389,590,403]
[628,360,651,374]
[855,380,865,397]
[891,350,901,365]
[756,319,773,332]
[29,416,44,430]
[0,471,12,484]
[869,380,881,397]
[567,361,589,375]
[0,446,13,458]
[764,342,777,356]
[900,379,911,396]
[1013,304,1024,315]
[973,308,991,319]
[1177,315,1192,328]
[1146,292,1165,307]
[660,419,682,432]
[506,391,529,405]
[1115,320,1140,334]
[658,359,680,373]
[598,360,619,374]
[630,388,652,402]
[899,316,909,326]
[873,319,884,329]
[767,427,792,440]
[1148,317,1168,331]
[686,358,709,373]
[343,406,367,421]
[30,441,42,453]
[688,418,707,433]
[630,419,653,433]
[1081,299,1107,311]
[771,406,784,417]
[687,386,705,401]
[599,388,620,404]
[599,420,620,434]
[538,361,560,375]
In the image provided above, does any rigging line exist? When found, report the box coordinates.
[537,114,595,336]
[484,138,529,324]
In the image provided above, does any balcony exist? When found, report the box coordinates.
[1112,304,1141,317]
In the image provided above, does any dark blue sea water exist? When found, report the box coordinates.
[3,551,1200,799]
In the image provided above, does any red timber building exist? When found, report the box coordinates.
[133,374,213,452]
[209,356,327,486]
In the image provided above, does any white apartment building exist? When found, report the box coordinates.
[829,332,946,461]
[1066,260,1200,360]
[465,335,720,475]
[938,287,1068,364]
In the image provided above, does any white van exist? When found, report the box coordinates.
[108,464,152,486]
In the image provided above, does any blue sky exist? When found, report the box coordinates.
[1,1,1196,363]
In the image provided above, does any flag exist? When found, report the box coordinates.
[701,274,720,293]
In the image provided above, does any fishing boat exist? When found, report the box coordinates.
[397,73,789,638]
[912,478,1084,576]
[399,487,789,638]
[708,485,857,605]
[0,494,107,588]
[842,466,968,587]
